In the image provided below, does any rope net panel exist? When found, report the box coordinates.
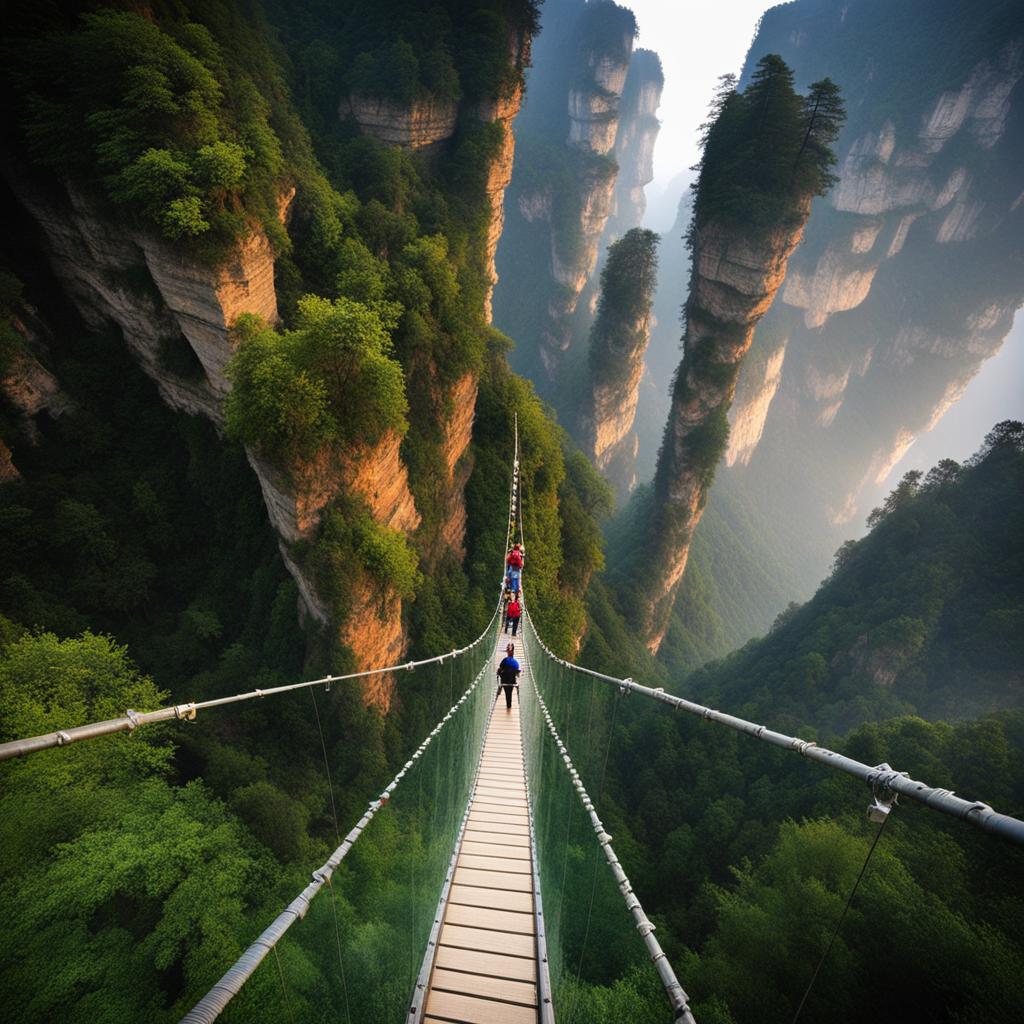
[185,624,498,1024]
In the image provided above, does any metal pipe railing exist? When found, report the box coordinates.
[0,613,498,762]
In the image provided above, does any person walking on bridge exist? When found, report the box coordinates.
[505,595,522,637]
[496,643,520,710]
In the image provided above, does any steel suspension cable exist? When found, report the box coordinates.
[525,611,1024,848]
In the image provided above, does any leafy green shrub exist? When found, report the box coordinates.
[10,9,291,250]
[313,504,421,621]
[225,294,408,464]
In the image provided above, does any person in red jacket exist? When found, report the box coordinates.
[505,595,522,637]
[506,542,524,571]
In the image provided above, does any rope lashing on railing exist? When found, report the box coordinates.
[525,610,1024,848]
[526,638,696,1024]
[0,611,499,763]
[181,648,496,1024]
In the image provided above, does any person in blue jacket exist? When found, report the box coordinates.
[496,643,520,710]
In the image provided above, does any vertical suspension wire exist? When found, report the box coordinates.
[308,688,353,1024]
[273,945,297,1024]
[790,813,891,1024]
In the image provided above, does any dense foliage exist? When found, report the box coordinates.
[5,3,302,253]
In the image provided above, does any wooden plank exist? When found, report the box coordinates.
[468,808,528,822]
[475,784,526,798]
[449,884,533,914]
[475,784,527,796]
[461,840,531,861]
[452,867,532,892]
[425,991,537,1024]
[458,853,532,874]
[429,969,536,1007]
[471,798,528,810]
[473,797,529,811]
[467,816,529,831]
[434,945,535,982]
[463,829,530,846]
[439,923,535,959]
[445,903,535,934]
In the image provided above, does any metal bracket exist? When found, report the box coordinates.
[868,763,900,823]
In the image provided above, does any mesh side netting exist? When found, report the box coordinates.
[521,615,669,1021]
[220,619,498,1024]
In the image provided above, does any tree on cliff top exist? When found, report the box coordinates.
[692,54,845,234]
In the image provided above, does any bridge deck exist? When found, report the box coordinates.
[422,632,541,1024]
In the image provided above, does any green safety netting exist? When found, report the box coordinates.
[217,618,500,1024]
[521,612,672,1021]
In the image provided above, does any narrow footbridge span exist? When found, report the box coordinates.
[3,419,1023,1024]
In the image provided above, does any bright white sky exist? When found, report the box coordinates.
[628,0,779,225]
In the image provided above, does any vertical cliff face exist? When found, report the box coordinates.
[493,0,640,396]
[1,301,73,467]
[720,2,1024,584]
[4,171,425,702]
[340,35,530,326]
[602,49,664,242]
[636,210,811,651]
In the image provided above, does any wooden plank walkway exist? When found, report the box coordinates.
[422,632,541,1024]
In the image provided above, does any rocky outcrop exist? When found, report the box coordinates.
[4,170,424,699]
[494,0,639,395]
[4,174,277,422]
[340,35,531,325]
[0,303,74,464]
[437,372,478,559]
[339,95,459,149]
[479,89,525,323]
[725,342,786,466]
[637,204,812,652]
[603,50,664,242]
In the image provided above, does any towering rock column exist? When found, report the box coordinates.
[627,55,844,652]
[602,49,664,243]
[636,207,811,650]
[577,228,660,496]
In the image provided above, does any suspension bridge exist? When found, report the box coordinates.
[2,423,1023,1024]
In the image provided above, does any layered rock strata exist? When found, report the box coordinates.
[638,207,811,652]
